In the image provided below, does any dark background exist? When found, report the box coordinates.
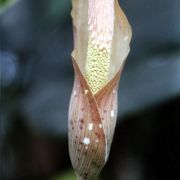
[0,0,180,179]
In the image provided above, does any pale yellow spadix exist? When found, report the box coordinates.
[86,0,115,94]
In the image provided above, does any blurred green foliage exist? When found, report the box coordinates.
[52,170,76,180]
[0,0,7,5]
[45,0,71,23]
[0,0,18,13]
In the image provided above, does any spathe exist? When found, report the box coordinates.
[68,0,132,179]
[69,59,123,179]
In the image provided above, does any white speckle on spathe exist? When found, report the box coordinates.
[99,124,102,129]
[124,36,128,41]
[83,137,90,145]
[95,139,99,143]
[85,146,88,150]
[73,91,77,96]
[111,110,115,117]
[84,89,89,95]
[113,89,116,94]
[88,123,93,131]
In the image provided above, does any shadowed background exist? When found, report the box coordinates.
[0,0,180,179]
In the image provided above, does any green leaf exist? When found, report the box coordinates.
[52,170,76,180]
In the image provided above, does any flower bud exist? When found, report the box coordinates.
[69,0,132,179]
